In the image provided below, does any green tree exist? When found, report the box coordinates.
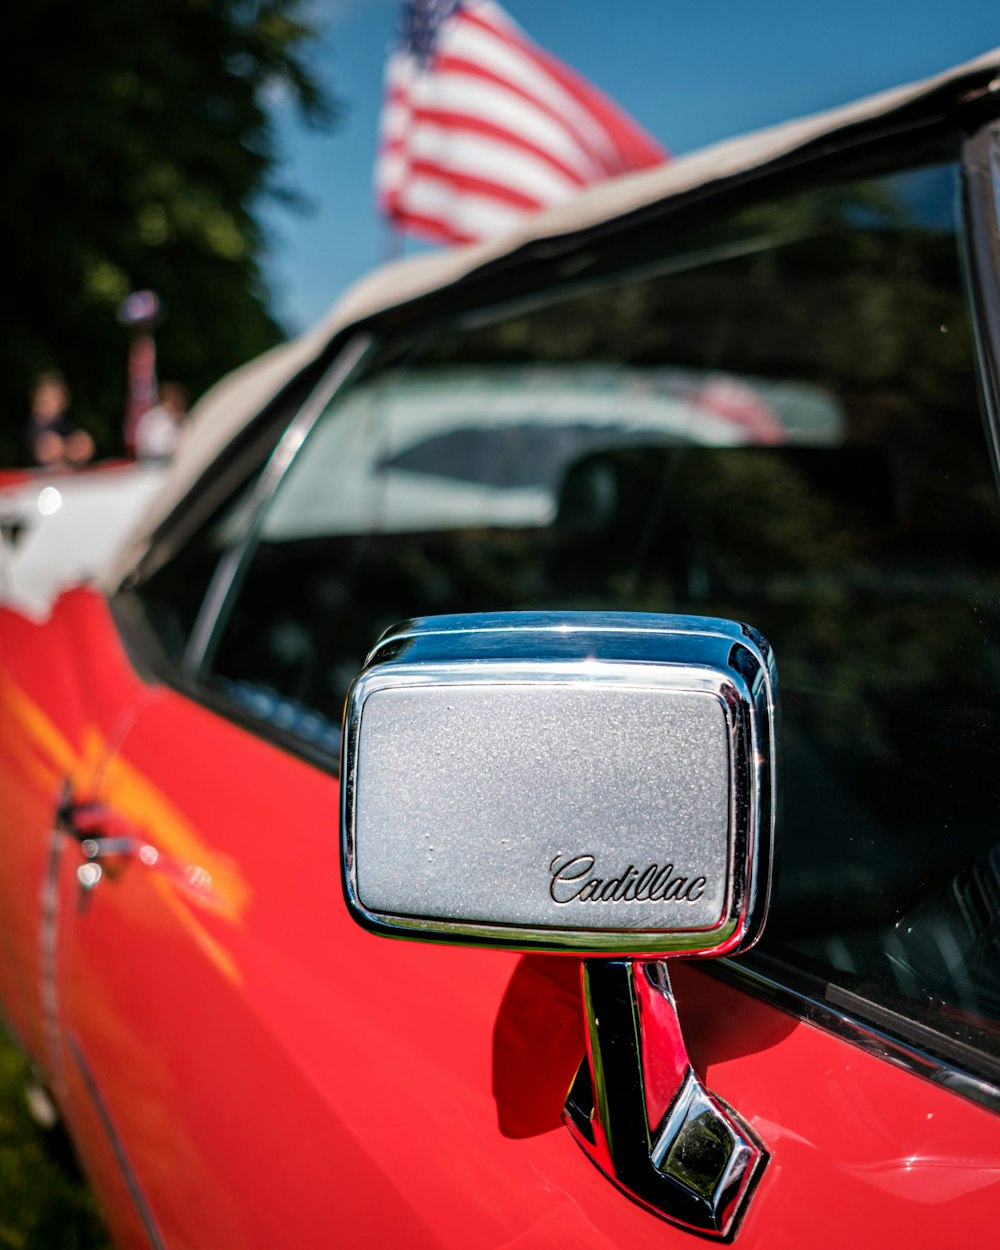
[0,0,336,463]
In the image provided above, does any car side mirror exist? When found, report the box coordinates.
[340,612,778,1239]
[341,611,776,957]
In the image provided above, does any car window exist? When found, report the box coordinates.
[129,469,267,667]
[200,157,1000,1066]
[125,351,366,675]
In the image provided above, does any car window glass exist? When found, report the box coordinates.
[127,421,286,667]
[204,159,1000,1063]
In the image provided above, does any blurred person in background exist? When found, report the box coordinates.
[26,373,95,468]
[134,380,189,461]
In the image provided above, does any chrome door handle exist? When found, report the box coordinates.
[57,785,135,852]
[56,786,137,905]
[77,835,137,860]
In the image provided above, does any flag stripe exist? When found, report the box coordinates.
[395,172,529,237]
[376,0,668,245]
[394,123,582,205]
[443,17,622,165]
[436,54,609,172]
[408,159,547,211]
[465,0,662,165]
[387,107,589,187]
[532,45,667,169]
[391,65,605,180]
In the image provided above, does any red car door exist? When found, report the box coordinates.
[44,594,1000,1250]
[52,605,413,1248]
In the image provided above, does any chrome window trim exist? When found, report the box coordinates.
[961,119,1000,484]
[709,958,1000,1116]
[185,332,374,679]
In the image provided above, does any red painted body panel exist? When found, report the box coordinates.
[0,460,133,489]
[2,586,1000,1247]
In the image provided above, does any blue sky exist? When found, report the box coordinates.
[261,0,999,333]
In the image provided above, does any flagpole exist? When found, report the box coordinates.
[382,223,405,264]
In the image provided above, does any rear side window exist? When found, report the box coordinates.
[200,158,1000,1068]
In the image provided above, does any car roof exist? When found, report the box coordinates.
[107,46,1000,585]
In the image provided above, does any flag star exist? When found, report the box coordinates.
[402,0,461,65]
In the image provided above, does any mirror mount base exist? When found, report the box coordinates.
[565,958,767,1240]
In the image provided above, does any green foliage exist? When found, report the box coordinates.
[0,1029,109,1248]
[0,0,336,461]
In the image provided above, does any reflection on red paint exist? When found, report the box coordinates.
[493,953,585,1138]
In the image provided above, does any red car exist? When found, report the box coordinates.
[3,49,1000,1247]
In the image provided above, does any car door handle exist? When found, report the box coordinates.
[56,784,212,909]
[56,787,138,903]
[57,791,137,856]
[78,835,138,860]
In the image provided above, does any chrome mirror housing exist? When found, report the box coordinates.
[340,612,778,1239]
[341,612,776,958]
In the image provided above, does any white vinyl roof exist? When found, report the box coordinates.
[110,46,1000,579]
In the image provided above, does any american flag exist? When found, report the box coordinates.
[375,0,668,245]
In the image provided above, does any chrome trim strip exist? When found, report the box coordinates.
[66,1034,166,1250]
[993,120,1000,237]
[185,331,374,677]
[39,824,68,1104]
[961,122,1000,485]
[709,958,1000,1116]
